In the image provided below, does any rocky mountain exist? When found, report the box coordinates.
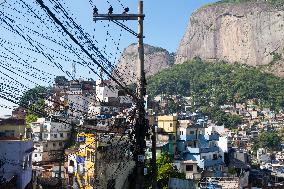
[114,44,174,85]
[175,0,284,76]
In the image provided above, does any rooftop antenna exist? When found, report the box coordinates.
[71,62,76,79]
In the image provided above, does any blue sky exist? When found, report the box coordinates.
[0,0,218,116]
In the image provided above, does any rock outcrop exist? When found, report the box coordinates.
[175,1,284,76]
[114,44,174,85]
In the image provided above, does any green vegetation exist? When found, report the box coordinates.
[19,86,47,126]
[271,52,282,62]
[145,152,185,189]
[201,106,243,129]
[147,59,284,110]
[252,131,281,152]
[19,86,47,107]
[54,76,68,85]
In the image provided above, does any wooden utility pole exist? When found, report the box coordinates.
[93,1,146,188]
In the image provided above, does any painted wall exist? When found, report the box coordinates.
[0,140,33,189]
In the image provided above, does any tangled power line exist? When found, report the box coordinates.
[0,0,148,188]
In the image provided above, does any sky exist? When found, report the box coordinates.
[0,0,218,117]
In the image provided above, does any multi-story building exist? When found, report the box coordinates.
[95,79,118,103]
[31,117,71,164]
[176,122,227,178]
[0,136,33,189]
[158,115,178,133]
[0,118,27,138]
[65,133,96,189]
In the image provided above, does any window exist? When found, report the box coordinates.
[54,134,58,138]
[190,131,194,135]
[59,142,63,146]
[53,143,56,147]
[69,160,74,166]
[44,134,48,138]
[87,151,91,161]
[213,154,218,160]
[91,154,95,162]
[35,154,37,157]
[170,123,173,127]
[202,156,206,160]
[60,133,64,138]
[186,165,193,172]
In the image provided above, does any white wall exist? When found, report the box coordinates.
[96,80,118,102]
[43,121,71,133]
[42,132,70,141]
[217,136,228,161]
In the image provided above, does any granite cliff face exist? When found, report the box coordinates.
[175,1,284,76]
[115,44,174,85]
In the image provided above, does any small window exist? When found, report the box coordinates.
[170,123,173,127]
[59,142,63,146]
[91,154,95,162]
[53,143,56,147]
[186,165,193,172]
[44,134,48,138]
[190,131,194,135]
[69,160,74,166]
[35,154,37,157]
[60,133,64,138]
[54,134,58,138]
[87,151,91,161]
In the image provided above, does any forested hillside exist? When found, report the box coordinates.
[147,59,284,110]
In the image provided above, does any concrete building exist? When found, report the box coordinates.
[65,133,96,189]
[0,137,33,189]
[158,116,178,133]
[95,80,118,103]
[31,117,71,182]
[0,118,27,138]
[176,122,227,177]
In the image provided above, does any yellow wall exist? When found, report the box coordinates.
[0,124,26,137]
[77,133,96,189]
[158,116,177,133]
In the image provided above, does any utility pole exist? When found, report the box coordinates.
[93,1,146,188]
[151,125,157,189]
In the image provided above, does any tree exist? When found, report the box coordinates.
[25,99,47,127]
[19,86,47,107]
[146,152,185,189]
[19,86,47,127]
[253,131,281,152]
[54,76,68,85]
